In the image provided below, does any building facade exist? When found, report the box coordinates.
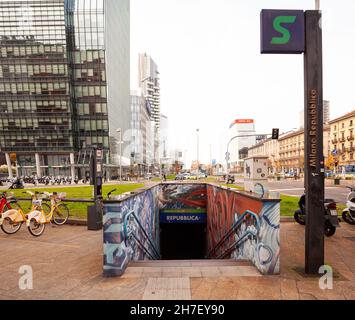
[130,89,154,176]
[228,119,256,172]
[0,0,130,178]
[248,126,330,175]
[138,53,161,165]
[329,110,355,171]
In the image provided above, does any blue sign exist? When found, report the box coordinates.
[160,212,207,224]
[331,149,338,156]
[260,9,305,54]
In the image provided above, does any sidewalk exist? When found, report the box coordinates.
[0,222,354,300]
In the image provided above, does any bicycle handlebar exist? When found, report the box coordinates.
[107,189,117,197]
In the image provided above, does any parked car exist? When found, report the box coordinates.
[175,173,185,180]
[198,172,207,179]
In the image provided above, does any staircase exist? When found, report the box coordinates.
[123,259,260,278]
[123,260,261,300]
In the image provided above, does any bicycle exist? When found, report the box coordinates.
[0,192,20,216]
[26,192,69,237]
[0,191,50,235]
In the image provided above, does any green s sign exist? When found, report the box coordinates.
[271,16,297,44]
[260,9,304,54]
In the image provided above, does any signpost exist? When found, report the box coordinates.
[88,147,103,230]
[261,9,324,274]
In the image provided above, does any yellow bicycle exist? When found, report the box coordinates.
[0,191,50,235]
[26,192,69,237]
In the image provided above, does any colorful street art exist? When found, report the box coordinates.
[157,184,207,210]
[103,183,280,277]
[206,185,280,274]
[103,186,160,277]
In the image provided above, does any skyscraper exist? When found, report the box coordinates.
[130,89,154,175]
[0,0,130,178]
[138,53,160,166]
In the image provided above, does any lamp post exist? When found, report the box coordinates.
[315,0,320,10]
[116,128,122,183]
[196,129,200,173]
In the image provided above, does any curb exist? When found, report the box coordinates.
[280,217,294,222]
[67,218,87,226]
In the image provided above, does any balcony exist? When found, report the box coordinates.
[331,139,338,144]
[339,137,346,143]
[347,136,354,141]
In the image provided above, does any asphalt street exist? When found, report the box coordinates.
[236,178,352,204]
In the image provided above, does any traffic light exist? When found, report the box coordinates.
[272,128,279,140]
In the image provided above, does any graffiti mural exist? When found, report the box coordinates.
[103,183,280,277]
[103,185,160,277]
[157,183,207,210]
[206,185,280,274]
[158,183,207,224]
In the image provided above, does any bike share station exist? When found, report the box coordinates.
[87,148,104,231]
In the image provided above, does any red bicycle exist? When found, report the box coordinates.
[0,192,20,216]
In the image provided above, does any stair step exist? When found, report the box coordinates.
[129,259,251,268]
[123,259,260,278]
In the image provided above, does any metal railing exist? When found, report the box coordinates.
[123,211,160,260]
[206,210,260,259]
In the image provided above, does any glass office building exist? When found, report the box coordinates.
[0,0,130,177]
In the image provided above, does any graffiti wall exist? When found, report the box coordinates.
[158,184,207,224]
[103,185,160,277]
[206,185,280,274]
[103,183,280,277]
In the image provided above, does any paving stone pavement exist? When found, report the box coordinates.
[0,222,354,300]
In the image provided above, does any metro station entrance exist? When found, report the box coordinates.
[159,223,206,260]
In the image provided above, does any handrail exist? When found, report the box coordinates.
[206,209,260,259]
[123,211,161,260]
[216,228,258,259]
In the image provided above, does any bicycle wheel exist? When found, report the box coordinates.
[42,202,51,220]
[1,217,23,234]
[27,218,45,237]
[53,203,69,225]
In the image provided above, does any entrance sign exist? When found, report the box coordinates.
[260,9,305,54]
[303,11,324,274]
[260,9,324,274]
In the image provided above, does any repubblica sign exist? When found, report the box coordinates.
[260,9,305,54]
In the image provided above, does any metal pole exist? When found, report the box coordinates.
[119,130,122,183]
[196,129,199,173]
[315,0,320,10]
[304,10,324,274]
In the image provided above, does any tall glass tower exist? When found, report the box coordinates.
[0,0,130,178]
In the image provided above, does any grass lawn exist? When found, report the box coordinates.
[216,184,346,217]
[9,183,145,220]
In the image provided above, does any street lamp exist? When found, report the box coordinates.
[196,129,200,174]
[315,0,320,10]
[116,128,123,183]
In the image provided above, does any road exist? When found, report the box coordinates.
[236,178,350,204]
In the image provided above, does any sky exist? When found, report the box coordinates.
[130,0,355,167]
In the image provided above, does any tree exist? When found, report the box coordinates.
[325,154,335,170]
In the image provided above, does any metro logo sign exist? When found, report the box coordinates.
[261,9,305,54]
